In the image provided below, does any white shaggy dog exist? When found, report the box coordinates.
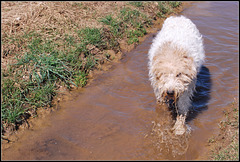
[148,16,205,135]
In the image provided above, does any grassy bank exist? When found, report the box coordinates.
[1,1,182,137]
[207,99,239,161]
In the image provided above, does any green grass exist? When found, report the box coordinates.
[15,37,76,86]
[1,78,26,124]
[169,1,182,8]
[209,100,239,161]
[213,142,239,161]
[158,2,169,15]
[126,28,146,44]
[1,1,182,133]
[157,1,181,18]
[99,7,152,45]
[99,15,123,38]
[77,27,104,48]
[74,70,88,87]
[1,21,116,127]
[1,29,103,126]
[129,1,144,8]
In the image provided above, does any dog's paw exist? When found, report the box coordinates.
[172,115,186,135]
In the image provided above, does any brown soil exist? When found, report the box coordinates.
[198,98,239,160]
[1,1,189,139]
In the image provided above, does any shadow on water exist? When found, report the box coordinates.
[187,65,212,122]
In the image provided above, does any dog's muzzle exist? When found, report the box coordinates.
[164,90,177,108]
[167,90,175,100]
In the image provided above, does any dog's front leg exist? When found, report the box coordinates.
[171,91,191,135]
[172,114,187,135]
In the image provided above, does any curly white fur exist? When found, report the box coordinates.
[148,16,205,116]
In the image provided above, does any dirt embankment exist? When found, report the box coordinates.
[201,98,239,161]
[1,1,187,141]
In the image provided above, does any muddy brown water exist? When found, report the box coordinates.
[2,1,239,160]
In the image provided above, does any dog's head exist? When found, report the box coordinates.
[150,42,197,105]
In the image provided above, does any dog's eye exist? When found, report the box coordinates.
[176,73,182,77]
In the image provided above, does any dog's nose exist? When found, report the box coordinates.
[167,90,174,96]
